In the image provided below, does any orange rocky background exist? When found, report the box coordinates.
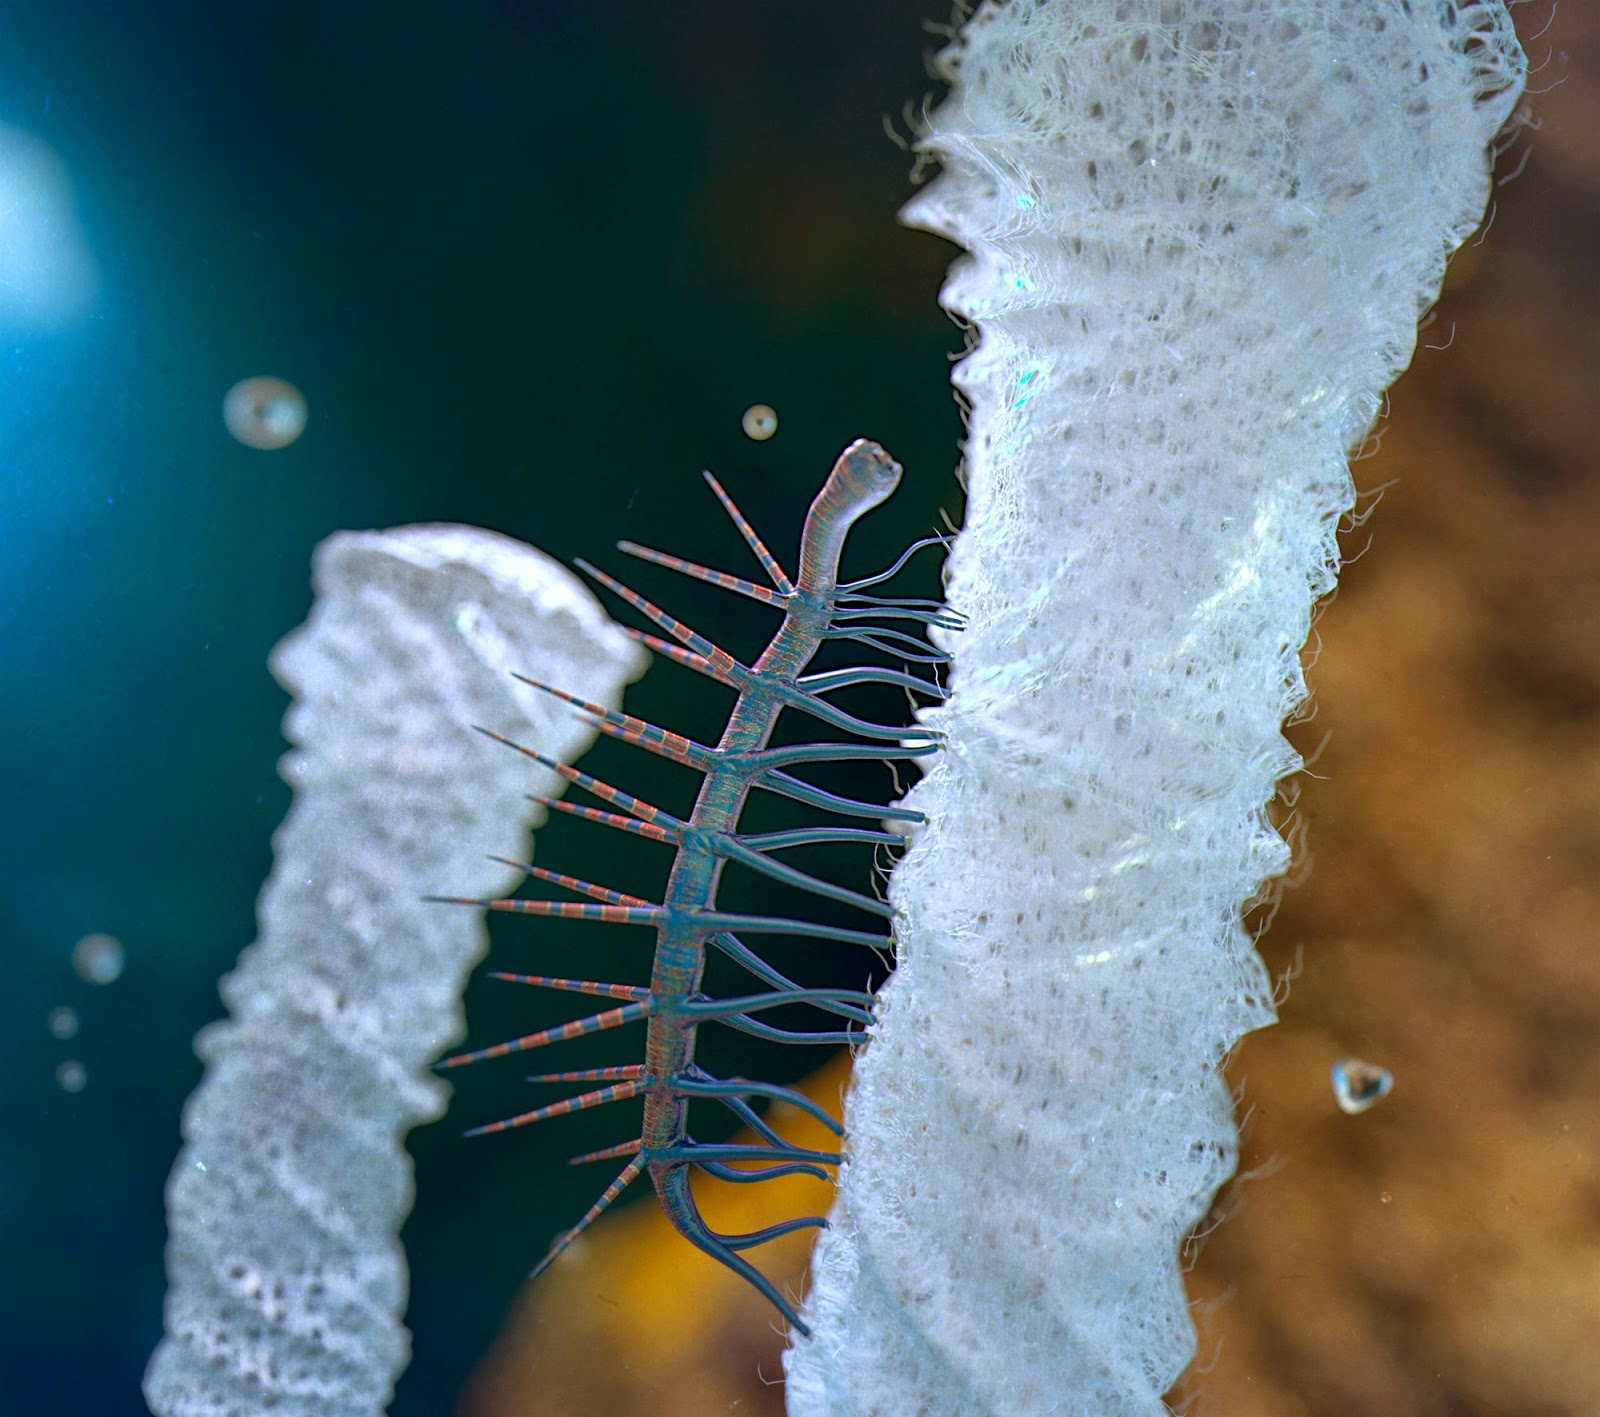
[462,6,1597,1413]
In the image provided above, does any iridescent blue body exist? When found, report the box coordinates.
[436,439,952,1333]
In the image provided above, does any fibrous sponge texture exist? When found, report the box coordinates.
[144,526,645,1417]
[787,3,1523,1413]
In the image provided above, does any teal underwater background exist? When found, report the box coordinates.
[0,5,963,1414]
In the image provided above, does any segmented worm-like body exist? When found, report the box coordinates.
[437,439,950,1332]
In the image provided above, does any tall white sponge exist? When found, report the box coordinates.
[787,3,1523,1413]
[145,526,646,1417]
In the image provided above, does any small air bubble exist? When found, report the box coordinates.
[741,404,778,441]
[1331,1056,1392,1114]
[224,376,308,451]
[47,1005,80,1040]
[72,932,125,984]
[56,1060,87,1093]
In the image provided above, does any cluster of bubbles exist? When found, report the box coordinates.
[56,1060,88,1095]
[1331,1056,1393,1115]
[741,403,778,441]
[72,932,125,984]
[223,376,308,451]
[49,932,127,1093]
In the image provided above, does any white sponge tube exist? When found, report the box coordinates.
[145,526,645,1417]
[787,3,1523,1413]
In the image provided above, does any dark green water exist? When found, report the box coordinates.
[0,5,961,1413]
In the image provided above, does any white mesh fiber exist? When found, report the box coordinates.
[145,526,645,1417]
[787,3,1523,1413]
